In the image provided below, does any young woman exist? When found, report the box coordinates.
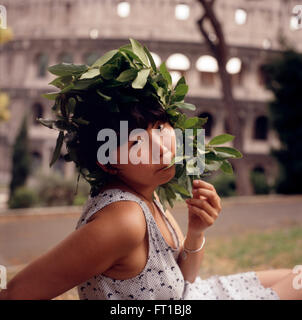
[0,95,300,300]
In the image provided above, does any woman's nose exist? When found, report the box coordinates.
[152,128,175,164]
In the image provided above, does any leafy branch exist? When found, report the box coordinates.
[40,38,243,208]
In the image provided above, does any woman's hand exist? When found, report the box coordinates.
[185,179,222,237]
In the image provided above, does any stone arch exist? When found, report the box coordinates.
[250,164,270,194]
[35,53,48,78]
[253,115,268,140]
[196,55,218,86]
[166,53,190,84]
[226,57,243,86]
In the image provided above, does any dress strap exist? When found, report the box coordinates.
[78,188,153,227]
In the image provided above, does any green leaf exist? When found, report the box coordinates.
[164,186,175,208]
[173,102,196,111]
[213,146,242,158]
[80,68,101,79]
[41,92,59,100]
[91,50,119,68]
[67,97,76,114]
[119,44,132,51]
[59,83,74,94]
[48,63,87,76]
[184,117,202,129]
[50,131,64,167]
[169,183,191,197]
[220,160,234,174]
[116,69,138,82]
[119,48,144,66]
[96,89,112,101]
[175,164,186,179]
[99,64,119,80]
[206,152,225,161]
[174,84,188,96]
[48,75,73,89]
[73,117,90,125]
[37,118,56,129]
[132,68,151,89]
[159,62,172,86]
[174,76,186,89]
[54,120,69,131]
[72,78,103,90]
[143,46,157,72]
[205,161,223,171]
[208,134,235,146]
[129,38,150,67]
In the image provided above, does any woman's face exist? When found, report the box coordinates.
[111,120,176,188]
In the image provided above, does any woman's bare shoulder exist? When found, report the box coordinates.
[87,198,147,244]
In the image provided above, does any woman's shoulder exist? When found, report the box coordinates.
[86,190,147,244]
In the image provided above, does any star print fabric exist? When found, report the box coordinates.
[75,188,280,300]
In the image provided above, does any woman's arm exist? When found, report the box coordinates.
[0,201,146,300]
[179,180,221,283]
[154,191,206,283]
[164,206,206,283]
[176,232,205,283]
[157,180,221,284]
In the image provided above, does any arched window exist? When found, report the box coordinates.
[250,166,270,194]
[257,64,268,87]
[166,53,190,85]
[226,57,243,87]
[253,166,265,174]
[199,112,214,137]
[58,52,73,64]
[175,4,190,20]
[253,116,268,140]
[36,53,48,78]
[235,8,247,25]
[167,53,190,71]
[84,52,100,66]
[117,2,130,18]
[32,103,43,125]
[196,55,218,87]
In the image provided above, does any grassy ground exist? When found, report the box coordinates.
[200,224,302,279]
[6,224,302,300]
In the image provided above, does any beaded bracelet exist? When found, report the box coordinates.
[181,236,206,260]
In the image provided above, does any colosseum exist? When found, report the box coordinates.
[0,0,301,194]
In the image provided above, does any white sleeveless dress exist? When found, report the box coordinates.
[75,188,280,300]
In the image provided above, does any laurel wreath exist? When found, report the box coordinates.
[39,38,242,211]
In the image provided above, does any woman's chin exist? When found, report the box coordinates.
[156,164,176,181]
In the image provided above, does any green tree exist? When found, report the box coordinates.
[262,50,302,194]
[8,115,32,205]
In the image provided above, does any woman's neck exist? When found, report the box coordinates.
[105,177,156,203]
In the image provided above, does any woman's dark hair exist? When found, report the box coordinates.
[73,84,172,178]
